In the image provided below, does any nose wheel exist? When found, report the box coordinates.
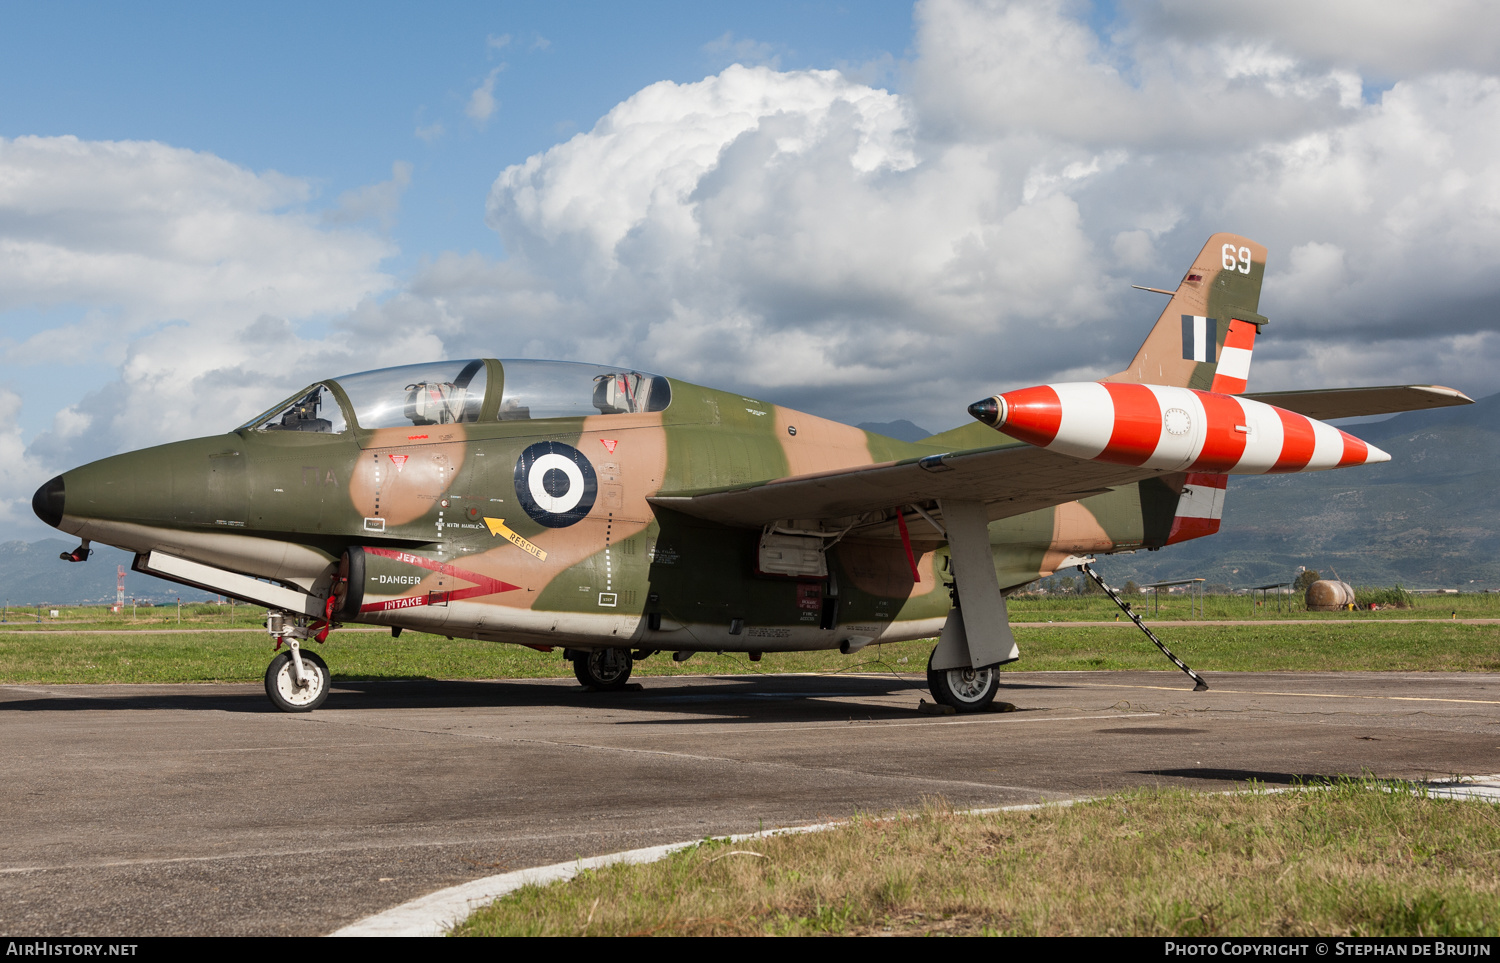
[265,646,330,712]
[262,608,337,712]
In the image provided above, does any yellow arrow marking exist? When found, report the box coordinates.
[483,518,547,561]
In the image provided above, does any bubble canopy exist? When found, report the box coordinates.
[240,359,671,433]
[497,360,670,421]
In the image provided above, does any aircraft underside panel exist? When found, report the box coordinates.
[362,600,946,653]
[66,517,339,592]
[134,550,326,617]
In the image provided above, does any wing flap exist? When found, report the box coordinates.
[1242,385,1472,421]
[648,443,1162,529]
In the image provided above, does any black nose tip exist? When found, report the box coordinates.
[967,397,1000,426]
[32,475,64,528]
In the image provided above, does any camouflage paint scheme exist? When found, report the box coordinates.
[34,234,1458,669]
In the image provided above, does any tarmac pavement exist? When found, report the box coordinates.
[1,669,1497,936]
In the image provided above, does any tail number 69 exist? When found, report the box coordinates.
[1222,244,1251,274]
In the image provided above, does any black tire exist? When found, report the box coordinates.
[573,648,633,690]
[926,648,998,713]
[265,649,331,712]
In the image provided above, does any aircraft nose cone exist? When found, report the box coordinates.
[967,397,1002,426]
[32,475,65,528]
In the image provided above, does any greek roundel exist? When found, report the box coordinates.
[513,441,598,528]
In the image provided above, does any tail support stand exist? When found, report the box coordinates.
[1077,561,1209,691]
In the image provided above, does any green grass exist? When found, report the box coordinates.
[1006,590,1499,621]
[4,591,1495,632]
[1354,586,1416,609]
[1,620,1496,684]
[1008,622,1500,673]
[453,780,1500,937]
[0,600,271,628]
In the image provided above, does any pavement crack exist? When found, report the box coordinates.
[299,713,1072,798]
[0,828,704,876]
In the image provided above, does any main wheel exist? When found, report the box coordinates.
[265,649,331,712]
[926,649,998,713]
[573,648,633,690]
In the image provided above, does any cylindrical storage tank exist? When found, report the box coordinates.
[1306,579,1356,611]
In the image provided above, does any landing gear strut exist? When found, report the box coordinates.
[572,647,633,690]
[926,649,999,712]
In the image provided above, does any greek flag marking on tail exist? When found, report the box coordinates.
[1208,319,1258,394]
[1181,316,1218,363]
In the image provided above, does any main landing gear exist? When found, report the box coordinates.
[926,649,999,712]
[570,647,634,690]
[263,609,334,712]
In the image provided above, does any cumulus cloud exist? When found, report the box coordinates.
[0,137,389,321]
[442,0,1500,433]
[911,0,1364,148]
[0,390,38,504]
[0,136,396,526]
[1129,0,1500,76]
[466,67,503,127]
[702,32,784,69]
[322,161,414,231]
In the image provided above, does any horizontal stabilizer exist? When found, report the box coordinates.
[1243,385,1472,421]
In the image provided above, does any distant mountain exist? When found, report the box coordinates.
[857,419,932,442]
[0,539,201,606]
[1102,391,1500,590]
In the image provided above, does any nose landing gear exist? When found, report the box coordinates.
[263,609,335,712]
[265,644,330,712]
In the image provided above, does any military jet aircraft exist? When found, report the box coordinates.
[32,233,1471,713]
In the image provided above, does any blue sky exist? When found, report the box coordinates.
[3,0,1500,540]
[0,2,916,270]
[0,1,920,465]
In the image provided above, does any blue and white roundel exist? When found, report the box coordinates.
[514,441,597,528]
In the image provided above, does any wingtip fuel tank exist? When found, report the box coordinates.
[966,397,1000,427]
[969,382,1390,474]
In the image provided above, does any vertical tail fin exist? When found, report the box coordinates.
[1105,232,1268,392]
[1112,233,1268,547]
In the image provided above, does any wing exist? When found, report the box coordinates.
[1242,384,1472,421]
[650,384,1474,531]
[648,443,1165,530]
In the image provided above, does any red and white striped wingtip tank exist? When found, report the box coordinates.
[966,383,1389,474]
